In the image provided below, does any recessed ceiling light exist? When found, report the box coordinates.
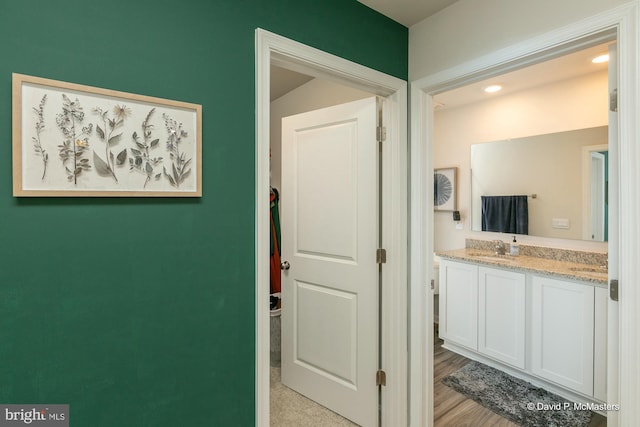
[484,85,502,93]
[592,54,609,64]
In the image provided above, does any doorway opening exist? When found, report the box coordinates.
[409,10,640,423]
[255,29,408,427]
[430,37,614,425]
[270,75,378,426]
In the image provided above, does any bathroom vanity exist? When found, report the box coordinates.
[437,240,608,406]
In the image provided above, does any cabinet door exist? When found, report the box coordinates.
[440,260,478,350]
[532,276,594,395]
[478,267,526,369]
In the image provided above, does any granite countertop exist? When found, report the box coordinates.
[436,247,608,286]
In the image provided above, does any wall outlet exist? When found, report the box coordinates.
[455,221,464,230]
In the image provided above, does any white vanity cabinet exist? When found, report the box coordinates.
[531,275,608,399]
[478,267,526,369]
[439,260,525,368]
[531,275,595,395]
[439,260,478,350]
[439,257,607,402]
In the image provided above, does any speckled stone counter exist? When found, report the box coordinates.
[464,238,608,265]
[437,240,608,286]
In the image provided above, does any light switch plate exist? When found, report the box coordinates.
[552,218,570,229]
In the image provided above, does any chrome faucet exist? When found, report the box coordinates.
[493,240,506,256]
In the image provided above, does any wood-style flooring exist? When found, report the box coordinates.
[271,330,607,426]
[434,333,607,427]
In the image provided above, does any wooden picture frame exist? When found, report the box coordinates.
[12,73,202,197]
[434,167,457,211]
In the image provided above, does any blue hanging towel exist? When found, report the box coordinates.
[481,195,529,235]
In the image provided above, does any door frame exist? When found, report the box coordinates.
[581,144,608,241]
[255,29,408,427]
[410,3,639,426]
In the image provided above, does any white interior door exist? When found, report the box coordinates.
[606,42,619,426]
[280,97,379,427]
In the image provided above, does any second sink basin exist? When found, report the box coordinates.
[570,266,607,275]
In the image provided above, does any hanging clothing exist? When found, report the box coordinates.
[270,188,282,310]
[481,195,529,235]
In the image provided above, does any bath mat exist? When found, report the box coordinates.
[441,361,593,427]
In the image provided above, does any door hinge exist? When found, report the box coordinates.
[376,248,387,264]
[376,370,386,386]
[610,88,618,112]
[377,126,387,142]
[430,279,435,290]
[610,279,619,301]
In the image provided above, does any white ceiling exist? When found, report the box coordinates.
[357,0,458,27]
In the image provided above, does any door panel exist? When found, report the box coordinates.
[478,267,526,369]
[606,41,619,425]
[294,281,357,386]
[439,260,478,350]
[531,276,594,395]
[281,97,378,427]
[295,122,357,261]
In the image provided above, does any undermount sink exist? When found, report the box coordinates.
[569,266,608,275]
[466,251,516,262]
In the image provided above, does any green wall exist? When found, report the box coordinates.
[0,0,407,425]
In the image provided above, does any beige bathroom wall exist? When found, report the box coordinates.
[433,71,608,251]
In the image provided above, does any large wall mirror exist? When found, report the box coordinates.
[470,126,608,241]
[433,39,613,249]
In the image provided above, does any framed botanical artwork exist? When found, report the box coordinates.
[434,167,457,211]
[12,73,202,197]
